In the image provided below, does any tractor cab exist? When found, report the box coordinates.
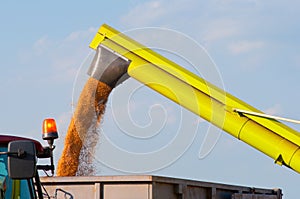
[0,119,58,199]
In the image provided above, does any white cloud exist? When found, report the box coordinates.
[19,27,97,82]
[120,0,197,28]
[264,104,282,115]
[200,19,241,45]
[120,1,166,27]
[64,27,97,42]
[33,35,53,55]
[228,40,265,54]
[120,0,245,49]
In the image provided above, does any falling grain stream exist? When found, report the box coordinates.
[56,78,112,176]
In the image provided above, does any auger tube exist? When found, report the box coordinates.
[88,24,300,174]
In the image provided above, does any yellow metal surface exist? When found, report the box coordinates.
[90,24,300,173]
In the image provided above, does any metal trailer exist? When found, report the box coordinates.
[41,175,282,199]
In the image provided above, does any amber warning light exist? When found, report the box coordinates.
[42,118,59,148]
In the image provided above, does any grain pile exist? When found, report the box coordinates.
[56,77,112,176]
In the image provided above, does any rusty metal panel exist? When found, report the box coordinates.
[152,182,178,199]
[186,185,209,199]
[232,193,279,199]
[104,184,151,199]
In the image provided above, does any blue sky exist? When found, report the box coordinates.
[1,1,300,198]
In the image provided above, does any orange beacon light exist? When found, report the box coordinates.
[42,118,58,148]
